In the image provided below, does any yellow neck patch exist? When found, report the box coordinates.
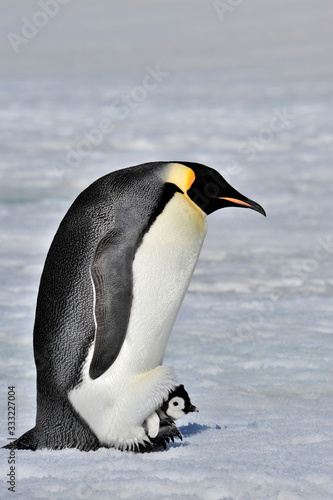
[165,162,206,218]
[165,163,195,193]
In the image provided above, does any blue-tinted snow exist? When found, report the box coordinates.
[1,1,332,499]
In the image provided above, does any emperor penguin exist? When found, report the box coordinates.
[4,161,265,452]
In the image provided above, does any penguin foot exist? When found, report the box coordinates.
[150,420,183,450]
[136,421,182,453]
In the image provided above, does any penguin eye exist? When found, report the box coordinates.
[169,397,184,410]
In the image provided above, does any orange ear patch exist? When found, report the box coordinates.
[166,163,196,193]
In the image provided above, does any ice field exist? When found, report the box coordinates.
[0,1,332,499]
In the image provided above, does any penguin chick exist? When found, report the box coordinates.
[160,384,199,421]
[145,385,198,444]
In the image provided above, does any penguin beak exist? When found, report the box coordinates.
[188,404,199,413]
[217,180,266,217]
[219,195,266,217]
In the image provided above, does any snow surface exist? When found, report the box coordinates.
[1,1,332,499]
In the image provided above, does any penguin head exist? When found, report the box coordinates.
[163,385,199,420]
[165,162,266,217]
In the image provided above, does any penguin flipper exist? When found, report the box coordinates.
[89,229,134,380]
[145,411,160,439]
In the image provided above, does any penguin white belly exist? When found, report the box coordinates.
[123,192,207,372]
[69,193,207,449]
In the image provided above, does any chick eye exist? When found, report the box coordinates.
[173,401,179,406]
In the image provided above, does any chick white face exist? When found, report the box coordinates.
[165,396,186,420]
